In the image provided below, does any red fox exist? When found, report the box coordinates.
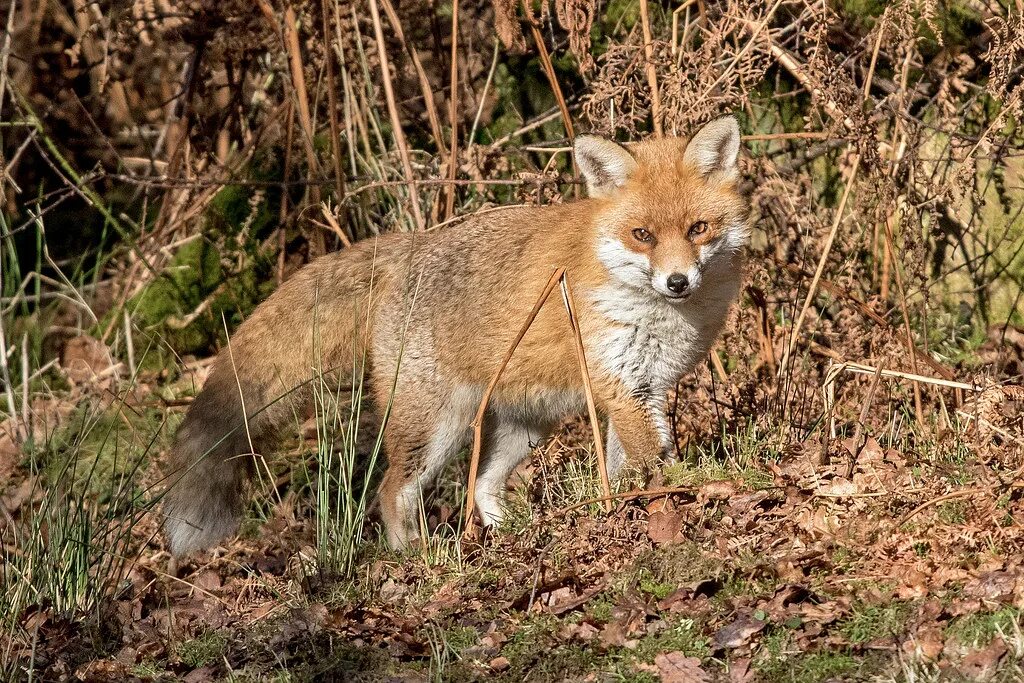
[162,116,751,555]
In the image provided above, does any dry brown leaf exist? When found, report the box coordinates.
[713,609,766,650]
[60,335,114,384]
[653,652,710,683]
[647,508,685,546]
[960,637,1008,680]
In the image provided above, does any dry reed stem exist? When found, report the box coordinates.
[779,152,861,376]
[278,101,296,284]
[367,0,425,230]
[463,268,615,535]
[280,5,323,213]
[844,365,882,478]
[824,361,986,393]
[560,275,613,512]
[378,0,446,154]
[320,0,350,244]
[883,215,925,425]
[444,0,460,220]
[638,0,662,137]
[464,268,566,535]
[529,25,575,142]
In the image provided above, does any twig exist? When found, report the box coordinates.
[742,132,833,141]
[560,275,612,511]
[551,485,701,517]
[896,487,989,528]
[883,215,925,426]
[469,39,501,149]
[489,108,565,148]
[844,365,881,479]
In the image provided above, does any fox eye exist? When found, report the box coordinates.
[688,221,709,238]
[632,228,654,243]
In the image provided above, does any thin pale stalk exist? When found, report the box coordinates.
[321,0,351,243]
[367,0,425,230]
[779,152,860,376]
[464,268,566,535]
[560,275,612,511]
[444,0,460,220]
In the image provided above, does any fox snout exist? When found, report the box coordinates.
[654,269,701,301]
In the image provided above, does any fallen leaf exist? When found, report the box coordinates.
[964,571,1017,603]
[729,656,754,682]
[960,637,1007,680]
[713,609,766,650]
[60,335,114,384]
[647,508,684,545]
[654,651,710,683]
[700,480,737,501]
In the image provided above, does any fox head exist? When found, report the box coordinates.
[575,116,750,303]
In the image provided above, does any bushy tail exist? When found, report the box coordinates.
[162,237,394,556]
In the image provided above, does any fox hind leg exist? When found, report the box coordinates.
[377,393,473,549]
[476,418,541,528]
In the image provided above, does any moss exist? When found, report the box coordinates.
[175,630,228,669]
[948,608,1024,647]
[757,649,863,683]
[840,600,913,644]
[43,401,166,501]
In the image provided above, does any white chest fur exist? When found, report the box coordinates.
[588,280,737,398]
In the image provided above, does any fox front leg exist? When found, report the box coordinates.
[603,394,672,483]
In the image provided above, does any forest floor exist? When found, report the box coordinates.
[4,347,1024,682]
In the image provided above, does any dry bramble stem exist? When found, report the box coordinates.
[464,268,567,535]
[463,268,614,535]
[560,275,613,512]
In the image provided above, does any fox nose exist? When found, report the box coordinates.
[666,273,689,295]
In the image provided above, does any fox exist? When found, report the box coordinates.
[161,115,752,556]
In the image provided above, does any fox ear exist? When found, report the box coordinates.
[683,116,741,180]
[574,135,639,198]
